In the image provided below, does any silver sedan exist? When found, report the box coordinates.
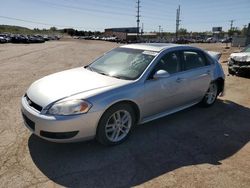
[21,43,225,145]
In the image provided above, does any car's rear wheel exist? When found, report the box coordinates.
[201,82,218,107]
[96,104,135,145]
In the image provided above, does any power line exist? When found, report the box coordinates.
[0,15,101,30]
[37,0,174,23]
[62,0,131,11]
[37,0,134,17]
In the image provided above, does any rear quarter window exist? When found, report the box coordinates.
[205,53,216,65]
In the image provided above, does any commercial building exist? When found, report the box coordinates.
[104,27,157,42]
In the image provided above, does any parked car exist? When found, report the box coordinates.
[228,45,250,75]
[26,35,43,43]
[220,37,232,43]
[206,37,217,43]
[43,35,50,41]
[175,38,189,44]
[0,36,7,43]
[0,34,11,43]
[21,43,225,145]
[12,35,29,43]
[47,35,60,40]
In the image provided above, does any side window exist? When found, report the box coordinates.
[183,51,207,70]
[154,51,181,74]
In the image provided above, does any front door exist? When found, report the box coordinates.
[142,51,187,119]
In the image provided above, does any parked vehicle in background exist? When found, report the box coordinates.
[27,35,45,43]
[206,37,217,43]
[48,35,60,40]
[21,43,225,145]
[0,34,12,43]
[175,38,190,44]
[220,37,232,43]
[43,35,50,41]
[228,45,250,75]
[11,34,30,43]
[0,33,61,44]
[0,35,7,43]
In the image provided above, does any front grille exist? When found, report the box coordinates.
[40,130,79,139]
[22,113,35,131]
[25,94,43,112]
[232,59,250,66]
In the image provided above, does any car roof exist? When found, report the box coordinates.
[120,43,186,52]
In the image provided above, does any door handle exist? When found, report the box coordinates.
[207,70,211,75]
[176,78,185,83]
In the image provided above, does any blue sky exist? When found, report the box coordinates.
[0,0,249,32]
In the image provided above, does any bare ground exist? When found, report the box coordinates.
[0,40,249,188]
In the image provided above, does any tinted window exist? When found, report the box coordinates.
[183,51,206,70]
[154,51,181,74]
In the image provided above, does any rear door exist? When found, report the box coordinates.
[179,50,213,103]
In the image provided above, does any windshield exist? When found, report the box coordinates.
[88,48,156,80]
[242,45,250,52]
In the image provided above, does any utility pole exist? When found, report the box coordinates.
[159,25,161,34]
[158,25,161,39]
[141,23,144,36]
[136,0,141,37]
[229,20,235,37]
[176,5,181,39]
[229,20,235,30]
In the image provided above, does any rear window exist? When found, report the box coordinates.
[183,51,207,70]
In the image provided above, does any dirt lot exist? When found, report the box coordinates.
[0,40,250,188]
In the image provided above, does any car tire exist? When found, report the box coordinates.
[96,103,136,146]
[200,82,218,107]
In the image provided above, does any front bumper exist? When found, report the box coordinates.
[229,64,250,70]
[21,96,103,143]
[228,60,250,73]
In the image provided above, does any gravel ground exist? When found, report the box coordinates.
[0,40,249,188]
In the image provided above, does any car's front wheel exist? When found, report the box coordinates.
[96,103,135,145]
[201,82,218,107]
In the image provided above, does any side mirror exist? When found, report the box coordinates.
[153,70,170,79]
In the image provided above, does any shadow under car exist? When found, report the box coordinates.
[28,99,250,187]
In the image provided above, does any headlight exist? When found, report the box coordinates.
[228,58,234,65]
[47,99,92,115]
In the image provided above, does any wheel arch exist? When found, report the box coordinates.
[99,100,141,125]
[214,77,224,95]
[95,100,141,143]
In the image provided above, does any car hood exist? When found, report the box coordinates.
[27,67,129,107]
[230,52,250,62]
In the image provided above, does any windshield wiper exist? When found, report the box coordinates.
[98,72,109,76]
[85,67,129,80]
[111,75,131,80]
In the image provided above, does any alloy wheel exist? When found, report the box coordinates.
[105,110,132,142]
[205,83,218,105]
